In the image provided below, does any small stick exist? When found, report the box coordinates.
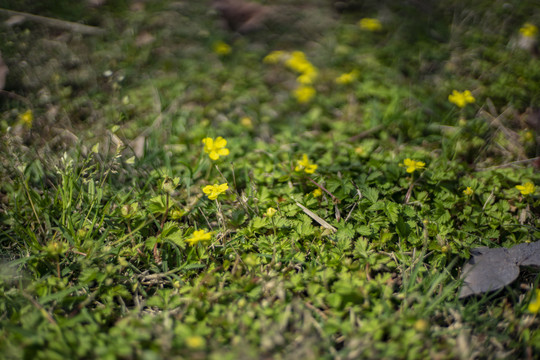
[0,8,106,35]
[308,177,338,203]
[475,157,540,171]
[348,125,384,142]
[21,291,57,325]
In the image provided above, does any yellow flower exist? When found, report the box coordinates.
[295,154,318,174]
[240,116,253,128]
[202,136,230,160]
[213,41,231,55]
[185,335,206,348]
[293,85,316,103]
[265,207,277,217]
[263,50,287,64]
[18,109,33,128]
[529,289,540,313]
[401,158,426,173]
[413,319,429,332]
[285,51,313,74]
[523,130,534,142]
[463,187,474,196]
[520,23,538,38]
[312,188,322,198]
[297,68,318,85]
[355,146,366,156]
[516,182,536,196]
[202,183,229,200]
[448,90,475,108]
[335,70,359,85]
[358,18,382,32]
[185,229,213,246]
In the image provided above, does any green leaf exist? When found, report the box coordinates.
[363,187,379,204]
[147,195,168,215]
[385,202,400,223]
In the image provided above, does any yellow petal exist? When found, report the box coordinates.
[202,137,213,148]
[214,136,227,148]
[403,158,413,167]
[305,164,317,174]
[209,151,220,160]
[218,183,229,192]
[218,148,230,156]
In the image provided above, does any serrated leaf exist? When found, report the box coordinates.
[363,187,379,204]
[395,217,411,238]
[385,202,400,223]
[356,225,372,236]
[367,202,385,212]
[336,223,355,241]
[161,222,179,237]
[251,216,269,230]
[148,195,168,215]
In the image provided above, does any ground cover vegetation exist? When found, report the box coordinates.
[0,0,539,358]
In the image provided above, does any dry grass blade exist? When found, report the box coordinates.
[295,201,337,233]
[0,8,105,35]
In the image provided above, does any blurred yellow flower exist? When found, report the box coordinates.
[265,207,277,217]
[285,51,314,74]
[18,109,33,128]
[263,50,287,64]
[240,116,253,128]
[529,289,540,313]
[295,154,318,174]
[401,158,425,173]
[293,85,316,103]
[202,183,229,200]
[213,41,231,55]
[335,70,359,84]
[312,188,322,197]
[358,18,382,32]
[448,90,475,108]
[516,182,536,196]
[186,229,212,246]
[463,187,474,196]
[354,146,366,156]
[202,136,230,160]
[297,68,318,84]
[520,23,538,38]
[523,130,534,142]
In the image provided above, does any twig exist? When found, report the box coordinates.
[344,202,357,223]
[482,189,495,210]
[21,291,57,325]
[0,8,106,35]
[348,125,384,142]
[0,90,32,106]
[404,182,413,204]
[304,301,328,320]
[308,177,338,203]
[475,157,540,171]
